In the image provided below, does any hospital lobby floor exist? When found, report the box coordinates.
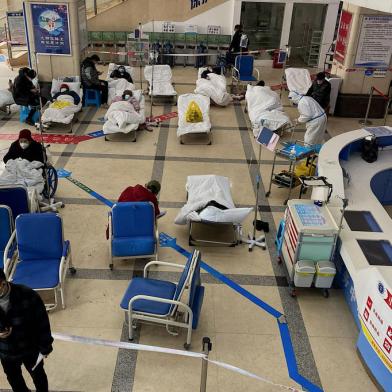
[1,65,391,392]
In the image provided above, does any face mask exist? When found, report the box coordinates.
[60,88,67,93]
[124,95,130,100]
[119,68,125,74]
[20,142,29,150]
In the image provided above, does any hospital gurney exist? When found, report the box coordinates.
[284,68,312,104]
[103,90,146,142]
[0,87,14,117]
[195,69,232,107]
[107,63,135,104]
[265,141,319,205]
[174,175,253,246]
[177,94,211,145]
[144,65,177,105]
[41,77,82,133]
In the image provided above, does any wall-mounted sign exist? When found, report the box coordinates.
[163,22,175,33]
[191,0,207,10]
[31,3,71,56]
[364,68,374,77]
[6,11,26,45]
[355,15,392,67]
[207,25,221,35]
[334,10,352,64]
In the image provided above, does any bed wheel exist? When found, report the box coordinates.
[265,191,270,197]
[69,267,76,275]
[132,139,136,143]
[109,263,113,270]
[208,141,212,145]
[180,140,184,145]
[104,136,108,141]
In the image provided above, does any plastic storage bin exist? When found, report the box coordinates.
[315,261,336,288]
[294,260,315,288]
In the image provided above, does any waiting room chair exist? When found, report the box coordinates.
[0,185,31,220]
[7,213,74,310]
[108,202,158,270]
[120,249,204,349]
[232,55,259,85]
[83,88,101,107]
[0,205,16,276]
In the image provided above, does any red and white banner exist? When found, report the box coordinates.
[335,10,352,65]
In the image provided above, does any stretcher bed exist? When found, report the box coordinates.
[41,77,82,133]
[245,84,291,135]
[174,175,253,246]
[0,88,14,116]
[285,68,312,105]
[144,65,177,105]
[103,90,146,142]
[177,93,211,145]
[194,69,232,107]
[106,63,135,104]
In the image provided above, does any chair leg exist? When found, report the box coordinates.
[184,325,192,350]
[128,311,134,341]
[60,286,66,309]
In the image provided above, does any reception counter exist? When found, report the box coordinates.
[317,127,392,391]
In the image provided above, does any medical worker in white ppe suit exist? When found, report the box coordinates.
[297,95,327,146]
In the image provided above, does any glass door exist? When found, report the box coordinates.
[241,2,285,51]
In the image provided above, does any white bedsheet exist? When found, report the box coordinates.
[103,91,145,135]
[144,65,177,96]
[194,73,232,106]
[177,94,211,137]
[174,175,252,225]
[108,79,135,105]
[42,95,82,124]
[285,68,312,104]
[0,158,44,195]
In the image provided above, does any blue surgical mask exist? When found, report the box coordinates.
[124,95,130,100]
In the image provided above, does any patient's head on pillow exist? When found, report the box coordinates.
[60,83,70,93]
[201,70,210,79]
[122,90,133,101]
[256,80,265,87]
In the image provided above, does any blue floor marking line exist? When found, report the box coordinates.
[160,232,323,392]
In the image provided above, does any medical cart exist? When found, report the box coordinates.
[279,200,338,297]
[265,141,319,204]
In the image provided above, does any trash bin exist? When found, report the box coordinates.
[294,260,316,288]
[314,260,336,288]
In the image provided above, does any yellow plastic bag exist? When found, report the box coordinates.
[185,100,203,123]
[49,100,72,110]
[294,158,316,177]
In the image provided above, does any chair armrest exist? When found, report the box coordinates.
[232,66,239,79]
[3,230,16,278]
[62,240,70,258]
[128,294,193,316]
[253,68,260,80]
[144,261,185,278]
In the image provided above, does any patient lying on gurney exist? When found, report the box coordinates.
[42,83,82,124]
[110,65,133,84]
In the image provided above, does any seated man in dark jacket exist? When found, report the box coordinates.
[306,72,331,110]
[51,83,81,105]
[0,268,53,392]
[12,68,47,126]
[3,129,46,164]
[109,65,133,83]
[81,55,108,105]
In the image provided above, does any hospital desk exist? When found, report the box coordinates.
[317,127,392,391]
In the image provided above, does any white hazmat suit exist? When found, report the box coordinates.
[297,96,327,145]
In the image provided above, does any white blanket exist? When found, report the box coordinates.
[0,89,14,107]
[103,92,146,135]
[108,79,135,104]
[42,95,82,124]
[194,73,232,106]
[144,65,177,96]
[0,158,44,195]
[174,175,252,225]
[285,68,312,104]
[177,94,211,137]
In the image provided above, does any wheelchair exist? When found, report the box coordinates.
[42,164,58,199]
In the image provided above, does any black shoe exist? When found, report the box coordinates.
[25,118,35,126]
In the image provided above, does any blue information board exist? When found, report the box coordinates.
[31,3,71,55]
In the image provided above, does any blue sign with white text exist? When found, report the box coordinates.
[31,3,71,55]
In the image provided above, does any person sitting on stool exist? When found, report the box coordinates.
[12,68,47,126]
[81,55,108,105]
[3,129,46,164]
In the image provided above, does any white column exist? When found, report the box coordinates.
[280,1,293,49]
[318,2,340,69]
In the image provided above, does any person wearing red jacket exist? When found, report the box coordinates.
[118,180,162,217]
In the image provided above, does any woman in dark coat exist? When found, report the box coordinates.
[3,129,46,164]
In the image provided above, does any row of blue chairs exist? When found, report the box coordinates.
[0,197,204,347]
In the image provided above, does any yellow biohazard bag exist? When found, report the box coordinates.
[294,158,316,177]
[185,100,203,123]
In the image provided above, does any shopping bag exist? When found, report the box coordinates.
[185,100,203,123]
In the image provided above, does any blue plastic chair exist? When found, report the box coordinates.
[109,202,158,270]
[0,185,30,221]
[9,213,73,310]
[232,55,260,85]
[0,205,16,276]
[120,249,204,348]
[19,105,40,123]
[83,88,101,107]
